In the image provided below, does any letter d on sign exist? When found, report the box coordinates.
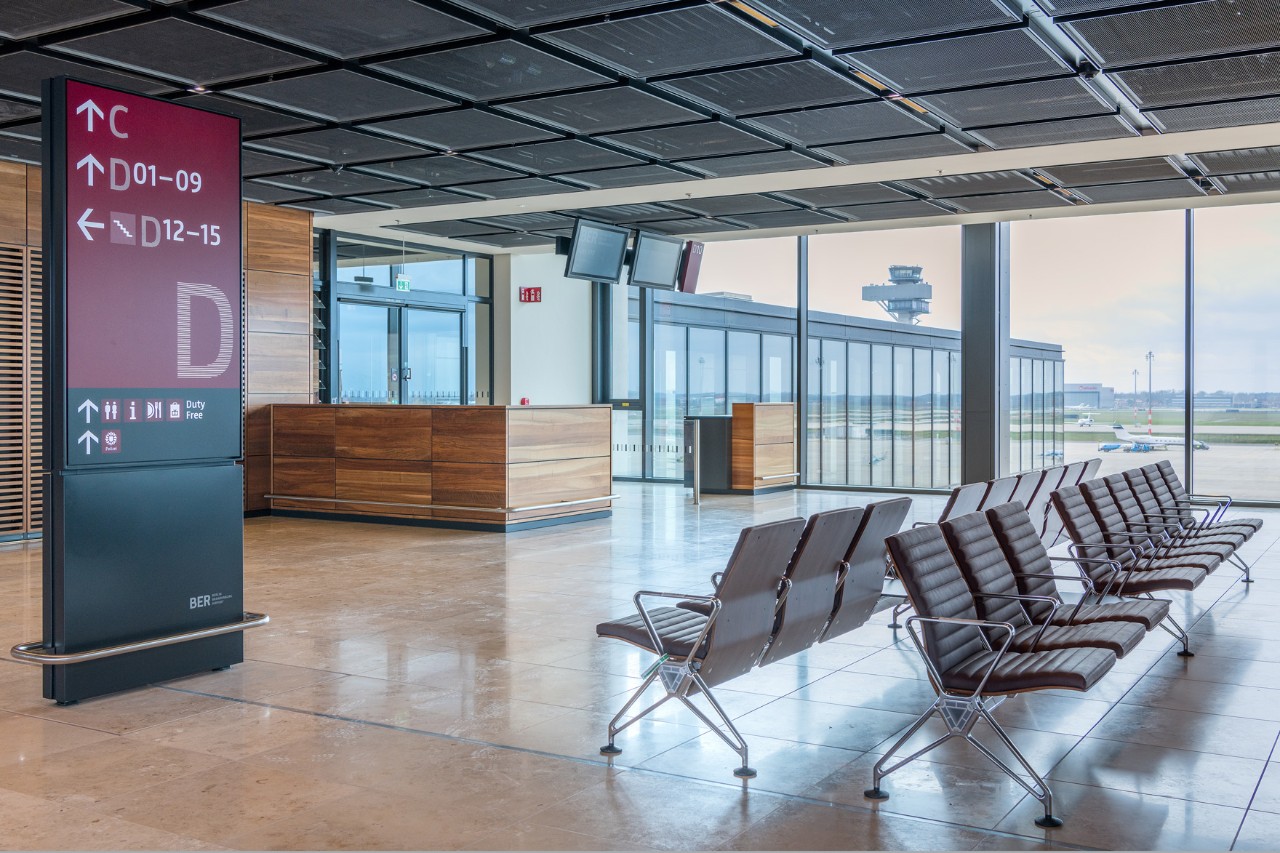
[176,282,234,379]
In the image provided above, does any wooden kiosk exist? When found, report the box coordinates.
[687,402,797,495]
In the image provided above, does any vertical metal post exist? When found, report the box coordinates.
[1184,209,1195,486]
[960,222,1011,483]
[640,286,654,480]
[796,235,809,485]
[691,419,701,505]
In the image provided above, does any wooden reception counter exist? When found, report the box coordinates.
[266,404,612,531]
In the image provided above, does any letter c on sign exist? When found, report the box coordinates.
[176,282,234,379]
[109,105,128,139]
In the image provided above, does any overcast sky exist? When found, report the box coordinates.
[696,203,1280,394]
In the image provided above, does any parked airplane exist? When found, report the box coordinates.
[1077,414,1094,427]
[1111,424,1208,450]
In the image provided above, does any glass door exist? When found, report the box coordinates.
[404,308,462,405]
[338,302,397,403]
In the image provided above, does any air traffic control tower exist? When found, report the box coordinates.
[862,265,932,324]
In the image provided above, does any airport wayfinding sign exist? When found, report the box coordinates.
[54,79,241,466]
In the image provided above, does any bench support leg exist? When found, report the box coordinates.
[1157,611,1194,657]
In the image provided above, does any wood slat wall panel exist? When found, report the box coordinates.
[244,204,312,276]
[0,164,25,247]
[26,249,42,530]
[25,166,40,247]
[0,245,27,535]
[246,270,311,335]
[246,332,313,395]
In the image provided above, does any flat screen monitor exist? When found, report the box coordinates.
[629,231,685,289]
[565,218,630,284]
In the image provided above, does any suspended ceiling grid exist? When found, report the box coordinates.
[0,0,1278,251]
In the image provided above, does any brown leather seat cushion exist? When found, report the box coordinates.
[1109,566,1205,593]
[1135,552,1220,574]
[944,646,1115,694]
[597,606,708,658]
[1050,599,1170,631]
[1009,620,1146,658]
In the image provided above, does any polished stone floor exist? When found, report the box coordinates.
[0,483,1278,850]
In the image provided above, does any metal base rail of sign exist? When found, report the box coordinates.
[260,495,619,513]
[11,611,269,666]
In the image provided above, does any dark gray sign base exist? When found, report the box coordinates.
[46,634,243,704]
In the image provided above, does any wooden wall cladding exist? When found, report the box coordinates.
[246,270,312,335]
[336,407,432,460]
[273,406,335,457]
[244,204,312,276]
[508,407,610,464]
[0,163,25,247]
[431,407,507,463]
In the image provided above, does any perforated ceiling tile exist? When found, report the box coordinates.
[724,209,843,229]
[230,70,453,123]
[0,98,39,123]
[257,169,415,197]
[564,203,687,224]
[0,52,171,102]
[197,0,491,59]
[1111,53,1280,110]
[373,41,610,102]
[750,0,1018,50]
[0,0,139,39]
[900,171,1043,198]
[351,188,468,208]
[817,133,971,164]
[603,122,776,160]
[357,156,519,186]
[287,198,389,215]
[470,212,575,231]
[499,87,703,134]
[1072,178,1205,204]
[363,109,559,151]
[913,77,1112,128]
[744,101,933,146]
[824,199,950,220]
[1189,147,1280,176]
[1034,0,1151,14]
[778,183,909,207]
[642,217,745,234]
[1063,0,1280,68]
[538,5,795,78]
[1037,157,1183,187]
[242,150,313,177]
[558,163,697,189]
[0,122,38,141]
[1146,96,1280,133]
[242,180,313,203]
[54,19,318,85]
[657,61,869,117]
[668,195,799,217]
[0,134,40,164]
[842,28,1070,95]
[968,115,1138,150]
[450,0,657,28]
[464,232,557,248]
[458,176,582,198]
[946,191,1073,213]
[389,220,495,239]
[473,139,641,173]
[174,93,322,137]
[249,129,428,165]
[1218,171,1280,193]
[681,149,826,178]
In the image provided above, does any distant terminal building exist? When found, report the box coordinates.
[1170,393,1235,410]
[1066,383,1115,410]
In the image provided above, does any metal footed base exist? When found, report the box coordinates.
[1243,578,1255,584]
[733,767,757,779]
[1035,815,1064,828]
[864,787,889,800]
[55,699,78,707]
[888,622,901,629]
[1177,650,1195,657]
[600,744,622,755]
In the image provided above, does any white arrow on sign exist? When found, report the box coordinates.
[77,430,98,454]
[75,99,104,132]
[77,398,99,423]
[77,208,104,241]
[76,153,104,187]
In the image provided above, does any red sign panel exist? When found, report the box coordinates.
[519,286,542,303]
[57,80,241,466]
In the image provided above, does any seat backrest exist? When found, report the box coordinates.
[939,511,1033,641]
[1059,460,1087,487]
[698,517,808,687]
[824,497,911,640]
[938,481,989,522]
[1009,470,1044,508]
[1080,457,1102,483]
[1050,484,1120,581]
[1155,460,1194,511]
[1102,472,1149,531]
[985,500,1061,622]
[1025,465,1067,543]
[885,525,987,682]
[979,476,1018,511]
[1123,468,1168,527]
[1081,478,1152,550]
[1143,463,1190,522]
[761,507,864,665]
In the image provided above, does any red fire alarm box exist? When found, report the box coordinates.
[519,287,542,303]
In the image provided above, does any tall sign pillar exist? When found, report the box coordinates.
[24,78,264,703]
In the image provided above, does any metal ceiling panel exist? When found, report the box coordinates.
[968,115,1138,149]
[657,61,869,117]
[1218,171,1280,193]
[0,122,39,141]
[288,198,390,215]
[450,0,657,29]
[778,183,910,207]
[642,217,745,234]
[230,70,453,122]
[457,176,583,198]
[723,209,844,228]
[823,199,950,220]
[499,87,703,134]
[1189,147,1280,176]
[0,51,172,101]
[667,195,799,217]
[242,150,314,177]
[173,93,322,137]
[465,232,557,248]
[945,190,1073,213]
[356,156,520,186]
[842,28,1071,95]
[470,212,575,231]
[389,220,495,239]
[474,138,642,173]
[198,0,491,60]
[1072,178,1206,204]
[0,0,139,39]
[53,19,318,85]
[1063,0,1280,68]
[538,5,796,78]
[257,169,415,197]
[817,133,971,164]
[363,109,559,151]
[744,101,933,146]
[749,0,1018,50]
[558,163,697,189]
[242,181,314,203]
[1034,0,1151,15]
[681,149,826,178]
[901,170,1043,198]
[563,203,687,224]
[912,77,1112,128]
[603,122,777,159]
[1145,96,1280,133]
[0,97,40,123]
[373,40,610,102]
[351,188,469,208]
[248,128,428,165]
[1037,157,1183,187]
[1111,52,1280,110]
[0,134,40,165]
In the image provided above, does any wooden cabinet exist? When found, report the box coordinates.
[730,403,797,493]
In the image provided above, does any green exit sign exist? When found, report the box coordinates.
[395,275,411,292]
